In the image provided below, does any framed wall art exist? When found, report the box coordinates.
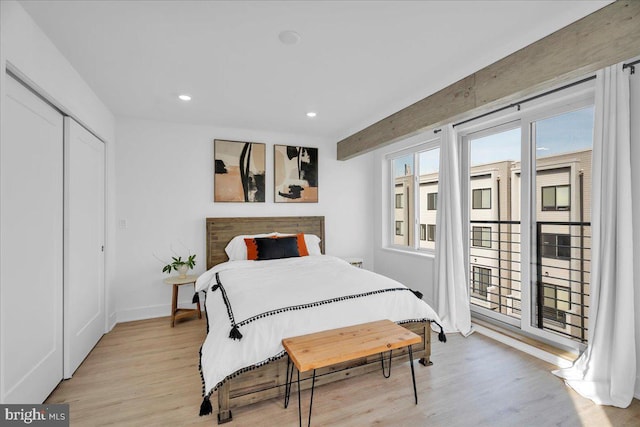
[214,139,266,202]
[274,145,318,203]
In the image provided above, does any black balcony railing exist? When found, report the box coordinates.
[469,220,591,343]
[535,221,591,343]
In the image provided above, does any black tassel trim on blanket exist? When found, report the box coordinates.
[411,289,423,300]
[199,396,212,416]
[192,292,200,304]
[211,272,243,340]
[235,287,415,331]
[433,321,447,343]
[229,326,243,340]
[197,292,212,417]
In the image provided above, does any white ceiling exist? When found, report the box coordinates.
[19,0,610,142]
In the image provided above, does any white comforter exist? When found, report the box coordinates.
[195,255,441,397]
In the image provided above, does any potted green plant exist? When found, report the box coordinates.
[162,254,196,278]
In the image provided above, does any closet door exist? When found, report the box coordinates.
[1,75,64,403]
[64,118,105,378]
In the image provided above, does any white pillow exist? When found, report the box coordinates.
[275,232,322,256]
[304,234,322,256]
[225,233,277,261]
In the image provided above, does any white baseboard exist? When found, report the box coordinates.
[473,323,574,369]
[116,299,198,323]
[107,311,117,331]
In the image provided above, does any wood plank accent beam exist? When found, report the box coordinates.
[337,1,640,160]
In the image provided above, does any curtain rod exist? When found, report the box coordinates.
[452,75,596,128]
[623,58,639,74]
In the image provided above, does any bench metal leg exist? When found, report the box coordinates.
[307,370,316,426]
[285,345,418,425]
[408,345,418,404]
[380,350,392,378]
[292,367,316,427]
[297,369,302,426]
[284,355,295,408]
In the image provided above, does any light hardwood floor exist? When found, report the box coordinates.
[46,316,640,426]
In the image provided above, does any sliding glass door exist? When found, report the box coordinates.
[467,124,522,326]
[461,84,595,348]
[532,106,593,343]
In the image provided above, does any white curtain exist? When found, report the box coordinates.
[553,63,636,407]
[434,124,472,336]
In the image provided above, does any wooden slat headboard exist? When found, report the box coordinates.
[206,216,325,269]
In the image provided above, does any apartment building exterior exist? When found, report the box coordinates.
[394,148,592,342]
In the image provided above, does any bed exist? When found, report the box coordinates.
[197,216,444,424]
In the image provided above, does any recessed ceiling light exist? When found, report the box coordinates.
[178,94,192,101]
[306,112,317,118]
[279,30,301,45]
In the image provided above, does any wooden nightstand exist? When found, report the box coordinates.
[163,274,201,327]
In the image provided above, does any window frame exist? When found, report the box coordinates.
[541,233,571,260]
[472,188,491,209]
[386,136,441,254]
[427,224,436,242]
[395,221,403,236]
[471,266,491,298]
[458,77,595,351]
[472,226,492,248]
[395,193,403,209]
[541,185,571,211]
[419,224,427,241]
[427,192,437,210]
[542,283,570,326]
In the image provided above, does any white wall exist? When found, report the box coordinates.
[371,130,440,307]
[0,1,118,329]
[629,64,640,398]
[115,117,374,322]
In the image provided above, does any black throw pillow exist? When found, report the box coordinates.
[254,236,300,260]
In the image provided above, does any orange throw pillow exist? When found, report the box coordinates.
[244,238,259,260]
[296,233,309,256]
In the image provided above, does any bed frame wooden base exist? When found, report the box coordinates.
[215,321,431,424]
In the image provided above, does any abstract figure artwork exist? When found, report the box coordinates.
[274,145,318,203]
[214,139,266,202]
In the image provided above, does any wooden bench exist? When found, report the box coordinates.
[282,319,422,426]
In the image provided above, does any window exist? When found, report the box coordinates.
[542,185,570,211]
[541,233,571,260]
[464,92,594,346]
[472,266,491,297]
[427,224,436,242]
[395,193,403,208]
[427,192,437,210]
[543,284,570,325]
[395,221,403,236]
[390,140,440,251]
[472,226,492,248]
[472,188,491,209]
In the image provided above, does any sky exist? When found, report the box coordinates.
[470,106,594,166]
[393,148,440,178]
[394,105,594,177]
